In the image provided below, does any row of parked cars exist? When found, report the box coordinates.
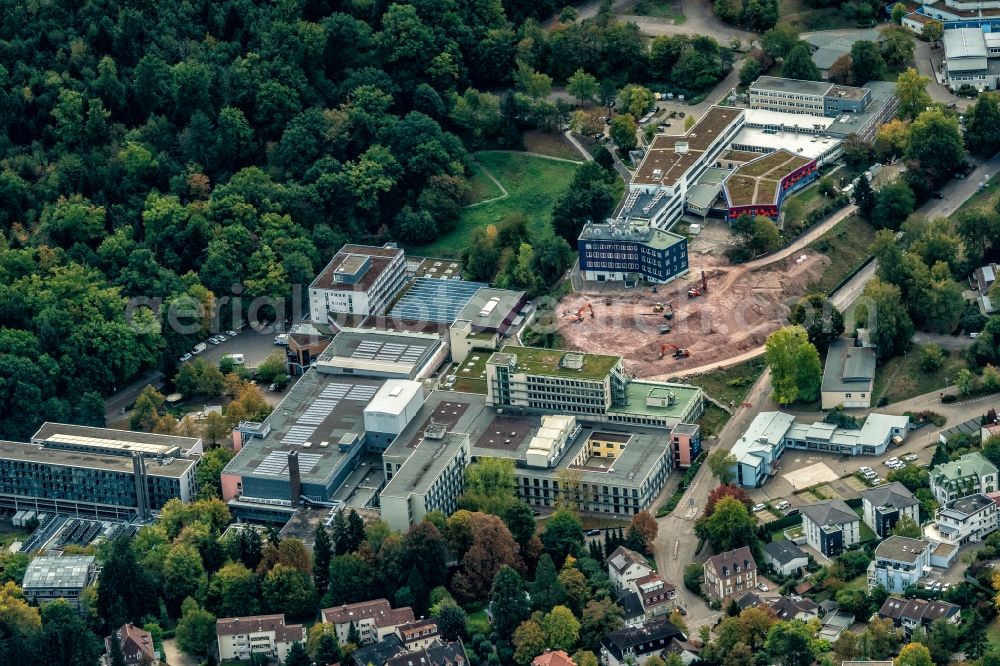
[179,329,240,363]
[857,454,919,486]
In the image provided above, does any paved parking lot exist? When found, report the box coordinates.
[183,325,288,370]
[747,444,934,510]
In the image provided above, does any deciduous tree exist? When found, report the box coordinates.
[765,325,822,404]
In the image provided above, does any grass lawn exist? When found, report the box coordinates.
[953,175,1000,218]
[522,130,586,161]
[807,214,879,294]
[411,151,580,258]
[698,403,731,437]
[988,618,1000,646]
[466,609,490,636]
[630,0,685,21]
[674,357,766,407]
[465,161,503,205]
[778,0,855,30]
[872,345,971,405]
[0,525,29,549]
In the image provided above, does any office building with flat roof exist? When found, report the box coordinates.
[379,388,700,529]
[222,329,445,521]
[748,77,899,142]
[721,149,818,220]
[449,287,528,363]
[309,244,408,323]
[0,425,201,521]
[941,27,1000,91]
[623,106,745,228]
[485,346,703,428]
[577,221,689,285]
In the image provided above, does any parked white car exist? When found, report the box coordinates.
[752,503,766,513]
[775,501,791,511]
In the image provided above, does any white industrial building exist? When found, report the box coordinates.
[943,28,1000,91]
[730,412,909,488]
[363,380,425,451]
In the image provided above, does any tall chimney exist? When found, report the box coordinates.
[288,450,301,504]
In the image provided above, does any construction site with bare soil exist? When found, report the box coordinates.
[556,247,831,379]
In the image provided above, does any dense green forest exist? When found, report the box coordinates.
[0,0,734,439]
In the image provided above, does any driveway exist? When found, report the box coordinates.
[914,40,972,110]
[160,639,196,666]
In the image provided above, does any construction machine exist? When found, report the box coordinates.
[570,302,594,322]
[653,303,664,313]
[687,271,708,299]
[663,302,674,320]
[659,343,691,359]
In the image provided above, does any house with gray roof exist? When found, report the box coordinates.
[821,339,876,409]
[930,452,999,504]
[763,540,809,577]
[800,500,860,558]
[861,482,920,538]
[928,492,1000,545]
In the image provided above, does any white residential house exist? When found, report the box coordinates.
[928,493,1000,545]
[762,540,809,577]
[800,500,860,558]
[617,573,679,627]
[929,452,999,504]
[320,599,415,646]
[868,536,931,593]
[216,614,306,663]
[608,546,655,593]
[861,482,920,538]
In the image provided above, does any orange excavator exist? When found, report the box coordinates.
[687,271,708,299]
[659,343,691,359]
[571,303,594,322]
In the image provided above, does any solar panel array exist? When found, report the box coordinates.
[350,339,429,366]
[254,450,323,476]
[389,277,487,323]
[279,382,366,446]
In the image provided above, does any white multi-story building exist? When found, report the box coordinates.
[868,536,931,593]
[216,614,305,663]
[930,452,999,504]
[929,493,1000,545]
[801,500,861,558]
[861,482,920,538]
[624,106,745,228]
[608,545,655,593]
[320,599,415,646]
[942,28,1000,92]
[308,244,407,323]
[379,429,469,531]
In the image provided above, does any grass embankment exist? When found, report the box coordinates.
[413,151,581,258]
[806,214,878,294]
[873,346,972,405]
[673,357,766,436]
